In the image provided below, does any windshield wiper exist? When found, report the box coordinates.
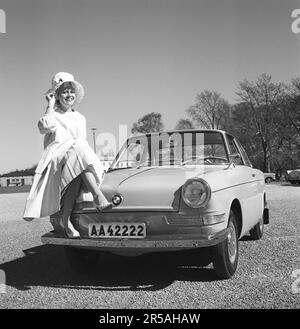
[180,156,229,166]
[106,166,133,172]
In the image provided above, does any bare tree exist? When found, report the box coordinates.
[187,90,231,129]
[131,112,164,134]
[236,73,286,172]
[280,78,300,137]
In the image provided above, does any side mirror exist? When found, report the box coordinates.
[229,153,242,165]
[229,153,240,160]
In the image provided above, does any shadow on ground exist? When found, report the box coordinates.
[0,245,217,292]
[278,182,300,187]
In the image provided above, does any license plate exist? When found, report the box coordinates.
[88,223,146,239]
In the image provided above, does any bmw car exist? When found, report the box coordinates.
[42,129,269,279]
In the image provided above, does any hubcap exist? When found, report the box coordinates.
[227,221,237,264]
[259,217,264,233]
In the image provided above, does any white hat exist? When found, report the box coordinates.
[46,72,84,107]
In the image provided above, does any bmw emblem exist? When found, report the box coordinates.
[112,193,123,206]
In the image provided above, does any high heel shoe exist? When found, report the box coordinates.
[62,219,81,239]
[93,193,113,212]
[64,228,80,239]
[93,201,113,212]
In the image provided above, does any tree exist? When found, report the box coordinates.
[186,90,231,129]
[131,112,164,134]
[273,78,300,169]
[279,78,300,142]
[175,119,194,130]
[235,74,286,172]
[0,165,37,177]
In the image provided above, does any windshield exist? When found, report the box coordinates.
[109,131,229,170]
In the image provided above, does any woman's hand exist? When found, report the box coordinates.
[45,92,56,113]
[46,92,56,106]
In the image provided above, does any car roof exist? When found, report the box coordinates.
[130,129,228,138]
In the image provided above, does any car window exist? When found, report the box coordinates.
[110,131,229,169]
[234,139,252,167]
[115,142,146,168]
[153,132,228,165]
[226,135,244,165]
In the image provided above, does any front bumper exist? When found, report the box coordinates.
[41,228,229,256]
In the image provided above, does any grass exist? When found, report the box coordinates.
[0,185,31,194]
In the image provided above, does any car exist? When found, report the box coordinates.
[286,168,300,185]
[42,129,269,279]
[264,172,276,183]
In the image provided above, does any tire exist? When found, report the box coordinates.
[265,177,272,183]
[212,210,239,279]
[64,247,100,272]
[250,216,264,240]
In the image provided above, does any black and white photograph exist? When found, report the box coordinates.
[0,0,299,315]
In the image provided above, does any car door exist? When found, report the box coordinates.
[226,135,264,233]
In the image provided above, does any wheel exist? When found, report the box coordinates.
[291,181,297,185]
[265,177,272,183]
[64,247,100,272]
[250,216,264,240]
[212,210,239,279]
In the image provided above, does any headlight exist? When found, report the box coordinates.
[181,178,211,208]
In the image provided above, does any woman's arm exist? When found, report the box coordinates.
[38,115,58,134]
[38,92,57,134]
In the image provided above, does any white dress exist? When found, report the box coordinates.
[23,108,103,219]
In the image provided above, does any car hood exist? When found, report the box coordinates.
[100,166,226,211]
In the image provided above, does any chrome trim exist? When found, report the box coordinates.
[213,179,264,193]
[41,228,229,250]
[164,215,203,226]
[72,207,178,214]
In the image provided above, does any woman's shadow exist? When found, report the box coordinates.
[0,245,217,291]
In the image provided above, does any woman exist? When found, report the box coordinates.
[23,72,111,238]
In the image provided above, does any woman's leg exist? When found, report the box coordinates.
[61,164,111,237]
[81,168,111,210]
[61,174,83,237]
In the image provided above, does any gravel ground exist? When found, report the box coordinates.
[0,183,299,309]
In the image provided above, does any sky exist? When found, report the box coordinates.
[0,0,300,174]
